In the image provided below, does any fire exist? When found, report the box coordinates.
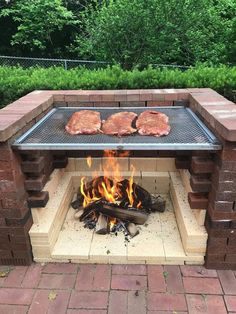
[126,164,135,207]
[87,156,92,168]
[109,217,117,231]
[80,150,137,209]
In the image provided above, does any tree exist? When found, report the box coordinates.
[71,0,235,68]
[0,0,78,56]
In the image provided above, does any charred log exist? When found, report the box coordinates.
[150,195,166,212]
[98,203,148,225]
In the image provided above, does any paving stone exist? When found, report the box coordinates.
[75,264,111,291]
[111,274,147,290]
[225,296,236,312]
[164,265,184,293]
[3,266,28,287]
[69,291,108,309]
[21,264,42,288]
[28,289,70,314]
[43,262,78,273]
[186,294,227,314]
[180,266,218,278]
[112,264,146,275]
[0,305,28,314]
[147,311,187,314]
[183,277,223,294]
[108,290,127,314]
[218,270,236,294]
[0,288,34,305]
[38,273,76,289]
[67,311,107,314]
[147,293,187,311]
[147,266,166,292]
[128,290,146,314]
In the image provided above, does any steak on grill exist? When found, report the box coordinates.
[102,112,137,136]
[136,111,170,137]
[65,110,101,135]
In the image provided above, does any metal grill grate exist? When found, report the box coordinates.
[13,107,221,151]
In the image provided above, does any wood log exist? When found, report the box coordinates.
[150,195,166,212]
[79,200,102,221]
[96,214,108,235]
[98,204,148,225]
[127,223,139,237]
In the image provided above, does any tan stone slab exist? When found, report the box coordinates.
[169,172,207,254]
[65,158,76,171]
[127,231,165,262]
[102,157,129,171]
[156,158,176,171]
[141,172,170,194]
[75,158,102,172]
[89,233,127,263]
[129,158,157,171]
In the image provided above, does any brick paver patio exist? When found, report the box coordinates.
[0,263,236,313]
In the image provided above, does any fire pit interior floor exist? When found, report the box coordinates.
[29,158,207,265]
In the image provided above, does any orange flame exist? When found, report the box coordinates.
[80,151,137,210]
[126,164,135,207]
[87,156,92,168]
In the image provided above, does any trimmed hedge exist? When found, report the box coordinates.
[0,65,236,108]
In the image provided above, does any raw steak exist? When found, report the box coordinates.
[65,110,101,135]
[136,111,170,137]
[102,112,137,136]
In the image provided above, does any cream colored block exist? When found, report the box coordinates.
[89,233,127,262]
[170,172,208,254]
[129,158,156,171]
[141,172,170,194]
[156,158,176,171]
[128,232,165,262]
[178,170,206,226]
[75,158,102,172]
[161,260,185,265]
[102,157,129,171]
[185,260,204,265]
[193,209,206,226]
[65,158,76,172]
[179,169,192,192]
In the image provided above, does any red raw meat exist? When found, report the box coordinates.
[65,110,101,135]
[102,111,137,136]
[136,111,170,137]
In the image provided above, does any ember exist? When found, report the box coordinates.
[71,150,166,238]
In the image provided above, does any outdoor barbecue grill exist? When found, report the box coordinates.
[12,106,222,151]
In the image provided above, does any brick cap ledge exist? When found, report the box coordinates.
[0,88,235,142]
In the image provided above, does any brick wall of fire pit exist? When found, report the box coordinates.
[0,89,235,269]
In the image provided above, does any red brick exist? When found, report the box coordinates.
[191,157,214,174]
[108,290,127,314]
[186,294,227,314]
[28,289,70,314]
[190,175,211,192]
[43,262,78,274]
[120,101,145,107]
[180,266,218,278]
[111,274,147,290]
[21,157,44,173]
[68,311,107,314]
[183,277,223,294]
[21,263,42,288]
[164,265,184,293]
[188,192,208,209]
[24,174,47,191]
[69,291,108,309]
[128,290,146,314]
[147,265,166,292]
[0,305,28,314]
[38,273,76,289]
[75,264,111,291]
[112,264,146,275]
[225,296,236,312]
[0,288,34,305]
[27,191,49,207]
[218,270,236,294]
[3,266,28,287]
[147,293,187,311]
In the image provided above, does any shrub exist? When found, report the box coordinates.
[0,65,236,108]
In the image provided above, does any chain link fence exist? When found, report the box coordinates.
[0,55,191,70]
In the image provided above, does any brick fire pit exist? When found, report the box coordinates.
[0,89,235,269]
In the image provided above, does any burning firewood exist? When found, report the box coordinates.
[96,214,108,235]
